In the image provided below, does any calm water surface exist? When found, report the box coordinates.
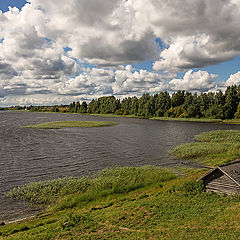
[1,111,240,221]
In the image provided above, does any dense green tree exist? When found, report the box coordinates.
[121,97,131,115]
[79,101,88,113]
[137,93,151,117]
[234,102,240,118]
[171,90,185,107]
[87,99,99,113]
[130,97,139,115]
[75,101,80,113]
[154,92,171,117]
[67,83,240,120]
[224,85,238,119]
[51,106,59,112]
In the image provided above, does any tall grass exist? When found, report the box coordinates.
[6,166,176,209]
[3,170,240,240]
[170,130,240,167]
[195,130,240,143]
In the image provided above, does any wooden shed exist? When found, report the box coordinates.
[200,161,240,195]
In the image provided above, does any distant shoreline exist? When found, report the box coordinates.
[8,110,240,125]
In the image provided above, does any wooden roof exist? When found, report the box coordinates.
[200,161,240,186]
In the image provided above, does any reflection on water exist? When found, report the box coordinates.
[1,111,240,221]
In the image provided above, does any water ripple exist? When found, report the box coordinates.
[1,111,240,221]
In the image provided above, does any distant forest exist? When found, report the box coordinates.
[67,85,240,120]
[9,84,240,120]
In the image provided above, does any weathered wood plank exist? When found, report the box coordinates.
[208,182,240,189]
[206,186,239,194]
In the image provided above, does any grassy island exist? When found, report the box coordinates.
[171,130,240,167]
[22,121,117,129]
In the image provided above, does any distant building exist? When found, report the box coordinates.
[200,161,240,195]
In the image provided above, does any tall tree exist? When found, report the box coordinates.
[224,85,238,119]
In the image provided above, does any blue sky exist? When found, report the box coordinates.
[0,0,27,13]
[0,0,240,106]
[202,56,240,83]
[0,0,238,84]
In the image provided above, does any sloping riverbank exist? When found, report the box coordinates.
[1,165,240,239]
[2,116,240,239]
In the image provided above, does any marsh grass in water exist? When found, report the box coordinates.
[22,121,117,129]
[6,166,176,207]
[170,130,240,167]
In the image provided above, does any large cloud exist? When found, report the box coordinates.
[169,70,218,92]
[225,71,240,87]
[3,0,239,70]
[54,65,176,97]
[141,0,240,72]
[0,0,240,106]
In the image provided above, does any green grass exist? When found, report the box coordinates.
[170,130,240,167]
[195,130,240,143]
[6,166,176,206]
[22,121,117,129]
[2,167,240,239]
[150,117,223,123]
[89,113,142,118]
[151,117,240,125]
[223,119,240,125]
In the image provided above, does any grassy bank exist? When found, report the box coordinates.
[2,166,240,239]
[89,113,138,118]
[151,117,223,123]
[22,121,117,129]
[223,119,240,124]
[151,117,240,125]
[170,130,240,167]
[2,129,240,239]
[12,109,240,125]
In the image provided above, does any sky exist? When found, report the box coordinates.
[0,0,240,107]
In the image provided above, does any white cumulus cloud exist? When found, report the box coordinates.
[225,71,240,87]
[0,0,240,106]
[169,70,218,91]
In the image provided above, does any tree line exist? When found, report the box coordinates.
[69,85,240,120]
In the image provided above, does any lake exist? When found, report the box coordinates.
[1,111,240,221]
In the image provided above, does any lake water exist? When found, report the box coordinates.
[1,111,240,221]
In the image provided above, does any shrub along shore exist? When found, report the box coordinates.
[1,130,240,239]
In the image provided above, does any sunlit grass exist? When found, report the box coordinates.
[223,119,240,125]
[22,121,117,129]
[3,129,240,239]
[195,130,240,143]
[151,117,240,125]
[6,166,176,207]
[89,113,141,118]
[150,117,223,123]
[170,130,240,167]
[2,168,240,239]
